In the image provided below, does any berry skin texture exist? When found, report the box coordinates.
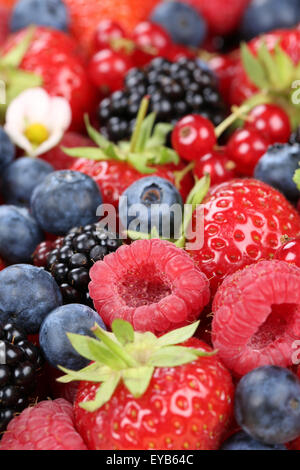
[245,104,291,145]
[212,260,300,376]
[94,20,125,51]
[39,304,106,371]
[0,205,43,264]
[0,264,62,334]
[194,151,236,186]
[0,126,15,172]
[220,431,286,450]
[150,1,206,48]
[254,143,300,202]
[88,49,133,94]
[33,238,63,268]
[10,0,69,33]
[186,179,300,294]
[30,170,103,236]
[132,21,172,57]
[172,115,216,162]
[275,237,300,267]
[226,128,270,177]
[235,366,300,444]
[74,337,234,450]
[1,157,54,206]
[89,239,210,334]
[0,399,87,450]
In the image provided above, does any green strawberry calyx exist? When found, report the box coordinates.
[0,26,43,120]
[63,96,180,175]
[57,319,215,412]
[239,40,300,129]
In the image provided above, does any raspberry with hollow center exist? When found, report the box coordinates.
[89,239,210,333]
[212,260,300,376]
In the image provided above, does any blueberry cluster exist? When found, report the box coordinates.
[99,57,226,142]
[0,323,43,433]
[46,224,122,305]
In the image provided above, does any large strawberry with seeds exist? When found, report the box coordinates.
[58,320,234,450]
[186,179,300,294]
[1,27,98,131]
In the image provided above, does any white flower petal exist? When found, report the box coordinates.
[22,88,52,126]
[47,97,72,133]
[33,129,65,157]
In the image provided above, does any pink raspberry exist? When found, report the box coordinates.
[0,399,87,450]
[212,260,300,376]
[89,239,210,334]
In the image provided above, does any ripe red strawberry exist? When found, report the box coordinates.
[64,0,161,55]
[186,179,300,294]
[0,399,87,450]
[212,260,300,376]
[71,158,194,207]
[181,0,251,35]
[89,239,210,334]
[1,27,98,131]
[40,132,95,170]
[60,320,234,450]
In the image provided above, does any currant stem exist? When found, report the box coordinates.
[130,96,150,153]
[215,104,251,139]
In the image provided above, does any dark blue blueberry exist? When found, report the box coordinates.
[150,1,207,47]
[30,170,103,236]
[220,431,287,450]
[240,0,300,40]
[0,264,62,334]
[0,127,15,172]
[235,366,300,445]
[1,157,54,206]
[10,0,69,33]
[0,205,43,264]
[39,304,106,370]
[119,176,183,238]
[254,143,300,202]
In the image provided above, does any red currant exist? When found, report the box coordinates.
[194,150,236,186]
[131,21,172,57]
[165,44,195,62]
[208,54,239,104]
[226,128,269,176]
[94,19,126,51]
[88,49,133,93]
[172,115,217,162]
[245,104,291,144]
[274,237,300,267]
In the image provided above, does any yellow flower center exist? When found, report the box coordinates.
[24,123,49,146]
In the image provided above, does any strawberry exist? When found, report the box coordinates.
[0,5,10,46]
[186,179,300,294]
[181,0,251,35]
[58,320,234,450]
[64,0,161,55]
[1,26,98,131]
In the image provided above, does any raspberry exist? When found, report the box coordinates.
[89,239,210,334]
[212,260,300,376]
[0,399,87,450]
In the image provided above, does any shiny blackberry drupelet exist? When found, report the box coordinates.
[0,322,43,434]
[98,57,226,142]
[46,224,122,306]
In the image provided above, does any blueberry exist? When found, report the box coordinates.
[0,205,43,264]
[235,366,300,445]
[39,304,106,370]
[254,144,300,202]
[1,157,54,206]
[0,127,15,172]
[220,431,287,450]
[0,264,62,334]
[30,170,103,235]
[119,176,183,238]
[240,0,300,40]
[150,1,207,47]
[10,0,69,33]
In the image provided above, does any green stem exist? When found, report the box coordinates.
[130,96,150,153]
[174,162,195,189]
[215,104,251,139]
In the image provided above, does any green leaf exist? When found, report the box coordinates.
[241,42,269,90]
[126,230,151,241]
[112,319,135,346]
[257,42,278,88]
[293,168,300,191]
[149,346,200,367]
[4,69,43,105]
[0,26,35,68]
[122,366,154,398]
[57,362,112,384]
[127,152,156,174]
[157,321,200,347]
[62,146,110,161]
[80,373,120,412]
[186,174,210,208]
[135,112,156,152]
[84,114,110,148]
[147,122,174,149]
[273,44,295,89]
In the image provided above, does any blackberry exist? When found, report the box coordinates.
[46,224,122,305]
[98,57,226,142]
[32,238,64,268]
[0,322,43,433]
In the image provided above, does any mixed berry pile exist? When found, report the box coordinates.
[1,0,300,452]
